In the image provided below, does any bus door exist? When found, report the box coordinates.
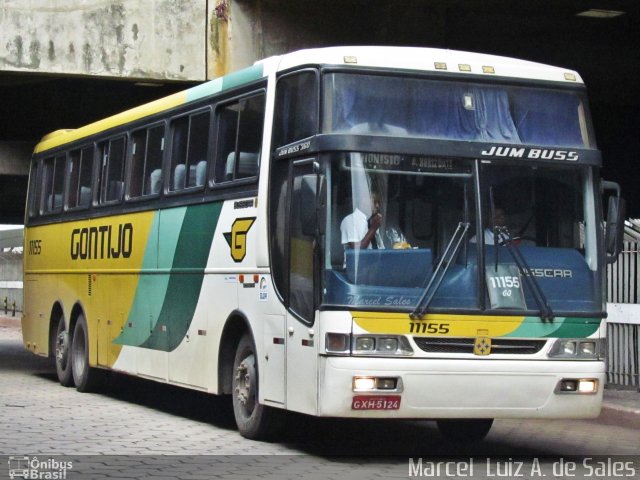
[285,159,320,414]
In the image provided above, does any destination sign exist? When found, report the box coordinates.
[350,154,472,175]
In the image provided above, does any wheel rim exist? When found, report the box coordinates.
[234,353,256,417]
[55,329,69,368]
[72,324,86,378]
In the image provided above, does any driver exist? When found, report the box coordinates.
[341,190,385,249]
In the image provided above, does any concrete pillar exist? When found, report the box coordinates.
[0,252,23,313]
[0,142,32,175]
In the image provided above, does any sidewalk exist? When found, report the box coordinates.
[601,386,640,429]
[2,313,638,425]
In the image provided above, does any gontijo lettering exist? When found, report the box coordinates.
[70,223,133,259]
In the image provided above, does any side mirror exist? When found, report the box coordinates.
[603,181,626,264]
[300,173,326,237]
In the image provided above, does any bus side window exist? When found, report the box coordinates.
[41,154,65,214]
[273,71,318,148]
[129,125,164,198]
[27,159,41,219]
[169,110,210,191]
[67,146,95,209]
[99,136,126,204]
[214,93,265,184]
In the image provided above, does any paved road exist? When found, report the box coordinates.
[1,320,638,479]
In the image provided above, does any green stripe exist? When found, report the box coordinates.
[505,316,601,338]
[185,63,264,104]
[185,78,223,103]
[221,63,264,90]
[140,202,223,351]
[114,208,187,347]
[542,317,601,338]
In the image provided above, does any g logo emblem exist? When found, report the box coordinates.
[224,217,256,262]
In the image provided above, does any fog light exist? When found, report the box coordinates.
[353,376,376,391]
[578,379,598,393]
[355,337,375,352]
[557,378,598,394]
[560,379,578,392]
[376,378,397,390]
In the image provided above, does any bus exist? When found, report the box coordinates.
[22,46,625,441]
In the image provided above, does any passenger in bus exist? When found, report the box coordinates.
[471,207,508,245]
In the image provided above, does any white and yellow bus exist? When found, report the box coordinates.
[23,46,625,441]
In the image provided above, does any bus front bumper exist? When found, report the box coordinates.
[318,356,604,419]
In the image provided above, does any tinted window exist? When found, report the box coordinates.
[99,136,126,204]
[129,125,165,198]
[41,154,66,213]
[214,93,265,184]
[68,146,95,209]
[273,71,318,147]
[169,110,210,191]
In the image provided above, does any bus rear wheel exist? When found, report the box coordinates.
[436,418,494,442]
[232,333,283,440]
[71,314,102,392]
[54,317,74,387]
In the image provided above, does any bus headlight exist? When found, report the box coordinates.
[579,341,596,356]
[352,335,413,356]
[325,333,413,356]
[548,338,603,359]
[355,337,376,352]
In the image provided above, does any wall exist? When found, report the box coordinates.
[0,252,22,312]
[0,0,206,81]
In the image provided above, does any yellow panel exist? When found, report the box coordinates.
[34,92,187,153]
[353,311,524,337]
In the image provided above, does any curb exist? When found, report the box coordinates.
[599,402,640,429]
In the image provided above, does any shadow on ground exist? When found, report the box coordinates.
[2,334,557,457]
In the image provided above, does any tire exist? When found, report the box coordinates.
[231,333,283,439]
[71,313,102,392]
[436,418,494,442]
[53,317,74,387]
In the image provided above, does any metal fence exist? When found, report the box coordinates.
[606,239,640,389]
[607,321,639,388]
[607,241,640,303]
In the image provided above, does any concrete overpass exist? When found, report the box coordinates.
[1,0,639,223]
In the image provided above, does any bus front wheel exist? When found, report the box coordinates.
[436,418,494,442]
[53,317,74,387]
[70,313,102,392]
[232,333,283,439]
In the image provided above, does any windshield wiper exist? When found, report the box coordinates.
[410,222,470,319]
[495,228,555,322]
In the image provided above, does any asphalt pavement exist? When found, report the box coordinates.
[1,313,638,479]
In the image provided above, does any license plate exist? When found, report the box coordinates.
[352,395,401,410]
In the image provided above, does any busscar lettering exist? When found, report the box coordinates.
[70,223,133,260]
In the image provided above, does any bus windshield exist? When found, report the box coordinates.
[323,73,595,148]
[323,153,599,315]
